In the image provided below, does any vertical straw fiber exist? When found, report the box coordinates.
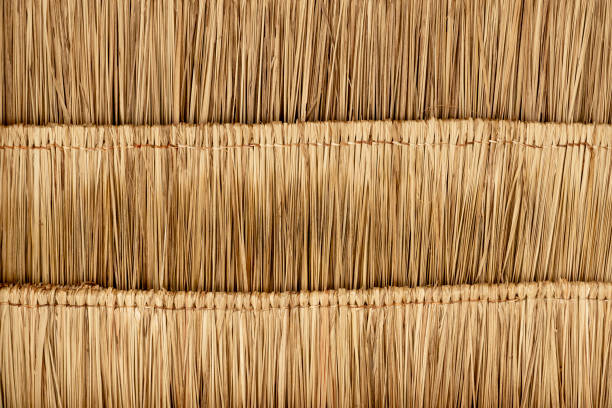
[0,0,610,125]
[1,281,612,407]
[1,120,612,291]
[1,0,612,406]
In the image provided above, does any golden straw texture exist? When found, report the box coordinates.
[1,281,612,407]
[1,0,611,125]
[1,0,611,406]
[2,119,612,291]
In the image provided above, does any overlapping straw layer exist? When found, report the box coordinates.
[1,119,612,291]
[1,0,611,125]
[1,281,611,407]
[1,0,611,406]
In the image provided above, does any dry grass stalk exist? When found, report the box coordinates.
[0,280,611,407]
[1,0,611,125]
[1,119,612,291]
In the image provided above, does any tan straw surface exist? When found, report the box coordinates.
[1,281,612,406]
[1,0,611,405]
[1,0,610,125]
[2,119,612,291]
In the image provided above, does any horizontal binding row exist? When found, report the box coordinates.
[1,137,611,152]
[1,119,611,149]
[2,281,612,311]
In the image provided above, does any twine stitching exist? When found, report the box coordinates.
[0,296,608,312]
[0,140,609,152]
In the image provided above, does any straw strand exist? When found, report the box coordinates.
[2,119,612,291]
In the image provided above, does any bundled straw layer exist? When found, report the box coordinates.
[1,0,611,125]
[2,119,612,291]
[1,281,611,407]
[1,0,611,406]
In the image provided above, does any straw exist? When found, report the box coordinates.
[2,119,611,291]
[1,281,611,406]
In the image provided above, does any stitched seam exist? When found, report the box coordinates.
[0,297,608,312]
[0,140,609,152]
